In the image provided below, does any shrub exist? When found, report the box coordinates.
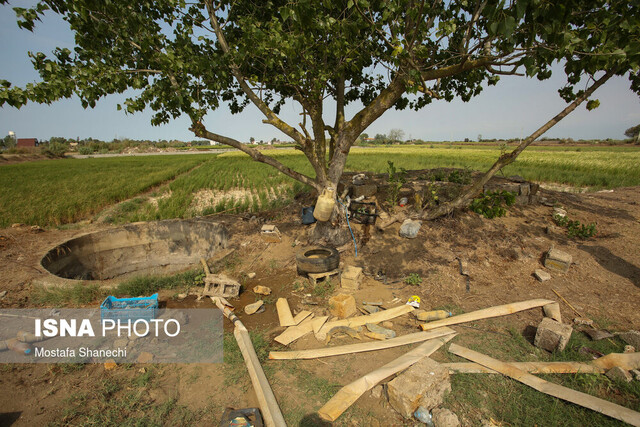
[41,142,68,158]
[447,168,472,184]
[553,213,597,239]
[78,146,94,155]
[470,190,515,219]
[386,161,407,207]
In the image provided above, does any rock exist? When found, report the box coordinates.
[11,223,24,228]
[113,338,128,349]
[370,385,383,399]
[519,184,530,196]
[247,272,257,279]
[0,290,7,298]
[382,321,394,329]
[104,359,117,370]
[509,175,526,183]
[553,207,567,218]
[244,300,264,315]
[584,328,614,341]
[176,293,187,300]
[341,265,363,291]
[544,248,573,273]
[631,369,640,381]
[365,331,387,340]
[363,305,380,314]
[328,294,356,319]
[387,357,451,418]
[573,317,593,326]
[515,195,529,205]
[432,408,461,427]
[253,285,271,295]
[351,183,377,198]
[399,219,422,239]
[366,323,396,339]
[605,367,633,383]
[30,225,44,233]
[618,331,640,349]
[534,317,573,352]
[624,345,636,354]
[534,269,551,282]
[137,352,154,363]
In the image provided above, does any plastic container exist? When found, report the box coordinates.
[301,206,316,224]
[414,406,434,426]
[399,197,408,207]
[313,187,336,222]
[100,293,158,324]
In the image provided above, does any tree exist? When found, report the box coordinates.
[625,124,640,143]
[249,137,255,144]
[1,0,639,238]
[388,128,405,142]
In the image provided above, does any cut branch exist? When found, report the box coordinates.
[422,69,616,220]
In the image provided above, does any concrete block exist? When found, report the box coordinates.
[328,294,356,319]
[515,195,529,205]
[519,184,530,196]
[387,357,451,418]
[606,367,633,383]
[544,248,573,272]
[399,219,421,238]
[351,183,377,198]
[432,408,461,427]
[260,224,282,243]
[534,269,551,282]
[341,265,363,291]
[530,183,540,195]
[534,317,573,352]
[618,330,640,348]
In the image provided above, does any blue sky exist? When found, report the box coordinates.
[0,5,638,143]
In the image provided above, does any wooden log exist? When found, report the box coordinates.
[317,334,455,422]
[312,316,329,334]
[274,316,316,346]
[420,299,555,331]
[449,344,640,427]
[592,352,640,370]
[269,328,456,360]
[443,361,604,374]
[276,298,296,327]
[316,305,414,340]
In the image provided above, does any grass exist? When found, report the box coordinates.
[0,154,209,227]
[2,145,639,226]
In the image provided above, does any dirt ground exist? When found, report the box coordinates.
[1,184,639,425]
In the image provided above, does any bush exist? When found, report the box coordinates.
[78,146,94,155]
[470,190,515,219]
[41,142,68,158]
[553,213,597,239]
[448,168,472,184]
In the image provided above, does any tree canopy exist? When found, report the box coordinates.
[1,0,639,192]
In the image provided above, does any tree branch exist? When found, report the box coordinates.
[190,121,320,191]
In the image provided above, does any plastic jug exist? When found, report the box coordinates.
[313,187,336,222]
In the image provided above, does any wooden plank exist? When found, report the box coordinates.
[443,361,604,374]
[276,298,295,327]
[449,344,640,427]
[274,316,315,346]
[312,316,329,334]
[316,305,415,340]
[592,352,640,370]
[317,334,456,422]
[420,299,555,331]
[269,328,456,360]
[292,310,312,325]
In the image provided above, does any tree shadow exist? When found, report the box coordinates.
[0,412,22,426]
[578,245,640,288]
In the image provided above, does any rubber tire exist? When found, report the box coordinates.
[296,246,340,275]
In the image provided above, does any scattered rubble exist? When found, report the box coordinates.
[387,357,451,418]
[534,317,573,352]
[534,269,551,282]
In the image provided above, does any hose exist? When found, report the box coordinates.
[337,198,357,257]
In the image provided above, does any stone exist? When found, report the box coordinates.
[351,183,377,198]
[534,317,573,352]
[352,174,367,185]
[605,367,633,383]
[618,331,640,349]
[0,290,7,298]
[515,195,529,205]
[341,265,363,291]
[364,331,387,340]
[382,321,394,329]
[519,184,530,196]
[387,357,451,418]
[104,359,117,370]
[253,285,271,295]
[399,219,422,239]
[247,272,257,279]
[176,293,187,300]
[137,351,154,363]
[624,345,636,354]
[366,323,396,339]
[328,294,356,319]
[631,369,640,381]
[260,224,282,243]
[584,328,613,341]
[534,269,551,282]
[370,385,383,399]
[544,248,573,273]
[553,207,567,218]
[363,305,380,314]
[573,317,593,326]
[432,408,461,427]
[244,300,264,315]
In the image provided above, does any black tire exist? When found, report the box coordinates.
[296,246,340,275]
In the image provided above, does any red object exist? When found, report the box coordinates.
[16,138,39,147]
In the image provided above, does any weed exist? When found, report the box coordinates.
[116,269,200,297]
[447,168,472,184]
[553,213,597,239]
[32,283,104,306]
[405,273,422,285]
[470,190,516,219]
[386,160,407,208]
[312,278,335,298]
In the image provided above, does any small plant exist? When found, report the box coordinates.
[469,190,515,219]
[553,213,596,239]
[313,278,335,298]
[447,168,472,185]
[420,183,440,210]
[405,273,422,285]
[386,161,407,208]
[432,169,446,181]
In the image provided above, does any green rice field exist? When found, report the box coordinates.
[1,144,639,227]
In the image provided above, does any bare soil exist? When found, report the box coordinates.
[1,185,639,425]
